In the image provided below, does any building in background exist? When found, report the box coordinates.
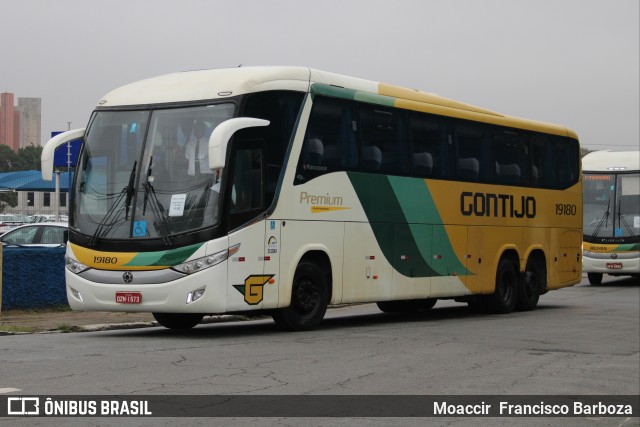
[17,97,41,148]
[0,92,41,151]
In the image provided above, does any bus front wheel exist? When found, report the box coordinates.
[153,313,204,330]
[272,259,329,331]
[587,273,603,285]
[486,258,519,314]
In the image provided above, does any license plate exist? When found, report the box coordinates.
[606,262,623,270]
[115,291,142,304]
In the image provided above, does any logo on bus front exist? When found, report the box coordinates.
[233,275,274,305]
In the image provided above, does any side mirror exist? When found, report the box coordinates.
[41,128,85,181]
[209,118,269,170]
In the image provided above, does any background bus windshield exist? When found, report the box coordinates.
[583,172,640,240]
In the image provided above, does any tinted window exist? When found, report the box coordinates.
[295,97,358,184]
[409,113,451,178]
[455,121,493,182]
[493,129,527,185]
[358,104,408,175]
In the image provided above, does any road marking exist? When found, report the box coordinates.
[0,388,21,394]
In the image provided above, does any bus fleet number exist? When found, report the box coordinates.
[555,203,577,216]
[94,256,118,264]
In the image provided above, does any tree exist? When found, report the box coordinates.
[16,144,43,171]
[0,145,19,172]
[0,191,18,213]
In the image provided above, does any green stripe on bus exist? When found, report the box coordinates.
[310,83,396,107]
[124,243,204,267]
[389,176,471,276]
[348,172,471,277]
[614,243,640,251]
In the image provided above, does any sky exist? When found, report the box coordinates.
[2,0,639,151]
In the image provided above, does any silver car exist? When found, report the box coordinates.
[0,222,68,247]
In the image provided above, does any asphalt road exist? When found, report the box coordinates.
[1,274,638,426]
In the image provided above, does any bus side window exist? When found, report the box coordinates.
[555,136,580,189]
[241,91,304,206]
[494,129,526,186]
[229,144,264,230]
[409,112,450,178]
[530,134,555,188]
[358,105,408,175]
[295,96,358,184]
[455,121,493,182]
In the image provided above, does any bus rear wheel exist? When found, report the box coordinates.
[486,257,519,314]
[377,298,437,313]
[587,273,603,285]
[272,259,329,331]
[152,313,204,330]
[517,256,544,311]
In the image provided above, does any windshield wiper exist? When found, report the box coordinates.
[142,156,170,245]
[89,161,137,246]
[590,198,610,238]
[617,199,635,237]
[125,160,137,220]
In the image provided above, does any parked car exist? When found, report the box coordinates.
[0,222,68,247]
[0,214,26,235]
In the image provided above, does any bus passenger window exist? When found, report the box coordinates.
[409,113,450,178]
[455,122,492,182]
[493,129,526,186]
[295,97,357,184]
[359,105,408,175]
[555,137,580,189]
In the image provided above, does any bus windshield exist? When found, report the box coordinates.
[72,104,235,242]
[583,172,640,240]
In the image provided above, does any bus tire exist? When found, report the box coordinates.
[587,273,603,285]
[517,256,544,311]
[152,313,204,330]
[486,257,519,314]
[377,298,437,313]
[272,259,329,331]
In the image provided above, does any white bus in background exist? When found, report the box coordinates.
[582,151,640,284]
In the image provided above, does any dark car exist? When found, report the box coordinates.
[0,222,68,247]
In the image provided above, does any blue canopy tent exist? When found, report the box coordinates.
[0,171,74,192]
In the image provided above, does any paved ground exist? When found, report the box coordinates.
[0,309,157,334]
[0,309,252,334]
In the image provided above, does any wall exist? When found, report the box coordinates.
[1,246,67,310]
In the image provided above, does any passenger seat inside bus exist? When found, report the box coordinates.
[363,146,382,171]
[305,138,324,166]
[413,152,433,177]
[458,157,480,180]
[498,163,521,185]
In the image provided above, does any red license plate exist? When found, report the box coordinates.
[606,262,623,270]
[115,291,142,304]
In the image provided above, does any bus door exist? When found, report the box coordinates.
[226,141,278,311]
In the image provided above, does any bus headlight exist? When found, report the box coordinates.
[172,244,240,274]
[65,256,90,274]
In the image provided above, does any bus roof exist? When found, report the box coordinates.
[97,66,577,139]
[582,150,640,172]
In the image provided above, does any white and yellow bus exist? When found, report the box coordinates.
[582,150,640,285]
[41,67,582,330]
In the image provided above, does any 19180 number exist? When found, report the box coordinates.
[556,203,577,216]
[94,256,118,264]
